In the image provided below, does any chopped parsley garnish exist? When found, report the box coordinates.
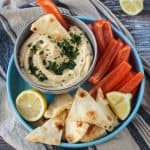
[58,39,74,59]
[46,60,76,75]
[29,40,44,54]
[57,34,81,60]
[44,33,82,75]
[43,59,46,65]
[39,40,44,44]
[30,45,38,54]
[48,36,52,39]
[29,57,48,81]
[70,34,81,45]
[27,43,32,47]
[39,51,44,55]
[67,60,76,69]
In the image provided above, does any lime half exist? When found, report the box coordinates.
[119,0,144,16]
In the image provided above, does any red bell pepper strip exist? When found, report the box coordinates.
[99,20,113,46]
[89,38,119,84]
[89,61,132,96]
[93,20,105,55]
[113,71,135,90]
[119,72,144,93]
[111,45,131,70]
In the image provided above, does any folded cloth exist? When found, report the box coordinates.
[0,0,149,150]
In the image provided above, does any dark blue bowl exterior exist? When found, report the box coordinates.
[6,16,145,148]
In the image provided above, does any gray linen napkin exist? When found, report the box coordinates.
[0,0,149,150]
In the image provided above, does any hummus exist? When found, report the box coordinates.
[19,16,93,87]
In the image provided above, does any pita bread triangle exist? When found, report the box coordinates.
[31,14,70,40]
[80,125,106,142]
[96,88,119,131]
[44,94,73,119]
[68,88,113,130]
[80,89,107,142]
[25,118,64,145]
[65,118,89,143]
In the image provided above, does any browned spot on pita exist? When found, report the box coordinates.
[107,115,113,121]
[104,124,111,129]
[78,91,87,98]
[76,121,83,127]
[32,27,37,31]
[86,111,96,120]
[66,135,74,143]
[49,18,54,23]
[108,125,112,129]
[55,121,64,131]
[86,125,97,135]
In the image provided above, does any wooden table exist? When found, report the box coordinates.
[1,0,150,149]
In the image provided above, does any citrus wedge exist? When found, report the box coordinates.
[119,0,144,16]
[16,89,47,122]
[106,91,132,120]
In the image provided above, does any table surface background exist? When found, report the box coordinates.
[1,0,150,149]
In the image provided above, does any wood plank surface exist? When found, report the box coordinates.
[0,0,150,149]
[102,0,150,63]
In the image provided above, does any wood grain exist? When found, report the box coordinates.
[102,0,150,63]
[0,0,150,149]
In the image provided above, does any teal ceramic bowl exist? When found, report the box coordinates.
[6,16,145,148]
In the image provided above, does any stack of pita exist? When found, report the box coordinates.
[26,88,119,145]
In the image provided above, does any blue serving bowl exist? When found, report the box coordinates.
[6,16,145,148]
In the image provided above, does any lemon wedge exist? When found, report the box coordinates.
[16,89,47,122]
[106,91,132,120]
[119,0,144,16]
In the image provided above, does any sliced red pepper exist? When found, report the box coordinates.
[93,20,105,55]
[113,71,135,90]
[89,38,118,84]
[89,61,132,96]
[119,72,144,93]
[99,20,113,46]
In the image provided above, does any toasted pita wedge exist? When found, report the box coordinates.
[80,125,106,142]
[25,118,64,145]
[58,110,69,141]
[63,108,89,143]
[65,118,89,143]
[44,94,73,119]
[96,88,119,131]
[68,88,112,129]
[56,110,68,121]
[31,14,70,40]
[80,89,106,142]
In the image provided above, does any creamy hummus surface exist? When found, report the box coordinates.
[19,15,93,87]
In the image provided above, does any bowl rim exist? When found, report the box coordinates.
[7,16,145,148]
[14,14,98,93]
